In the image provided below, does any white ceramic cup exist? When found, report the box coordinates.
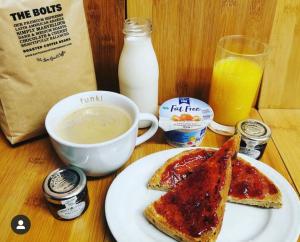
[45,91,158,176]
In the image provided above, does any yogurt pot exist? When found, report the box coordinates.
[159,97,213,147]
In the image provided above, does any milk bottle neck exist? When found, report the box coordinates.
[123,17,152,38]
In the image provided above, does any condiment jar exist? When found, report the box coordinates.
[235,119,271,159]
[43,166,89,220]
[118,17,159,128]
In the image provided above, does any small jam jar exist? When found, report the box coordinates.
[43,166,89,220]
[235,119,271,159]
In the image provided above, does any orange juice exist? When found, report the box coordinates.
[209,57,263,126]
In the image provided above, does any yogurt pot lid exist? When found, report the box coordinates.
[159,97,214,131]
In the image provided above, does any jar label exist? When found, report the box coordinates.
[239,139,267,159]
[57,201,86,220]
[239,147,261,159]
[61,196,77,206]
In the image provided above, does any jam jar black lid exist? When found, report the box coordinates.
[236,119,271,142]
[43,166,87,201]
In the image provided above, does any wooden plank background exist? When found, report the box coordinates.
[127,0,277,104]
[259,0,300,109]
[259,108,300,192]
[84,0,125,93]
[85,0,300,108]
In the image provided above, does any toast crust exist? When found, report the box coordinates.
[228,193,282,208]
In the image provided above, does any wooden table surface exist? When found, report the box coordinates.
[0,109,299,242]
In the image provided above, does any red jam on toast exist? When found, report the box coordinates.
[149,147,281,208]
[144,136,240,241]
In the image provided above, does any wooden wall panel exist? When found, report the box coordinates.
[127,0,153,18]
[259,0,300,109]
[128,0,277,104]
[83,0,300,108]
[84,0,125,92]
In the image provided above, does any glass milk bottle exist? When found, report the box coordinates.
[118,18,159,128]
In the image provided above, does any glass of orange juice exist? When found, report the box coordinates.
[208,35,269,135]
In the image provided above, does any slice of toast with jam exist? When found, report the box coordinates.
[144,135,240,242]
[148,142,281,208]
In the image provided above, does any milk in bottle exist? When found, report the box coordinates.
[118,18,159,128]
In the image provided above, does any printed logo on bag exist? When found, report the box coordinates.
[9,4,72,60]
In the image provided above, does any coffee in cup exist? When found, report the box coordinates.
[56,105,132,144]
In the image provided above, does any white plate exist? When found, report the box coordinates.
[105,148,300,242]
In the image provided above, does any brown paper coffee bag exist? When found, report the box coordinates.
[0,0,97,144]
